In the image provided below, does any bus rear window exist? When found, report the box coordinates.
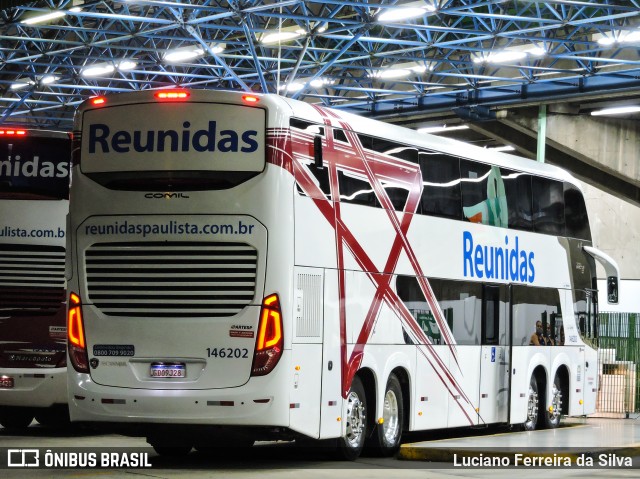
[0,137,70,200]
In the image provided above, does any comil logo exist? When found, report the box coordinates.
[8,449,39,467]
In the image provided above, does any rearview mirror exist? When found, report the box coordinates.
[607,276,619,304]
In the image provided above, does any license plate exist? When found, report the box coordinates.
[0,376,14,388]
[150,363,186,378]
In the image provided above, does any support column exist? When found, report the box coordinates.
[537,104,547,163]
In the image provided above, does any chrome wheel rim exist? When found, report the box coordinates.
[550,384,562,423]
[345,390,366,447]
[525,384,538,429]
[382,389,400,444]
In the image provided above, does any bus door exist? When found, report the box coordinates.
[479,284,510,424]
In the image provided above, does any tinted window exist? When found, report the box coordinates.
[0,136,70,200]
[371,137,418,164]
[512,286,562,346]
[502,170,533,231]
[439,280,482,345]
[397,275,445,345]
[338,170,379,208]
[564,183,591,241]
[291,119,331,199]
[333,128,349,143]
[532,177,565,235]
[574,289,598,349]
[418,152,462,220]
[460,160,508,227]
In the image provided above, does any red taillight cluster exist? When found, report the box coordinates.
[155,90,190,100]
[251,294,283,376]
[68,293,89,373]
[0,129,26,136]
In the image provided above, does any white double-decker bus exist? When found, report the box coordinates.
[67,90,619,458]
[0,127,70,429]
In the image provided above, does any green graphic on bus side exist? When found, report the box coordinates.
[463,165,508,227]
[417,312,441,344]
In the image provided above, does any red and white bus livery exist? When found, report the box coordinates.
[67,90,618,458]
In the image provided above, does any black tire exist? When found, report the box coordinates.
[0,407,34,430]
[523,376,540,431]
[336,376,367,461]
[543,375,563,429]
[367,374,403,456]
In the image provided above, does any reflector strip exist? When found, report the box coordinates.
[101,398,126,404]
[289,403,300,409]
[328,400,337,406]
[207,400,234,406]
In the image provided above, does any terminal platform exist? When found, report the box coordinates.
[399,417,640,463]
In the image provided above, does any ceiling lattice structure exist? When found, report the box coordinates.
[1,0,640,129]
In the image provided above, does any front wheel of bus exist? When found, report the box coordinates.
[337,376,367,461]
[544,375,563,429]
[0,407,34,429]
[523,376,540,431]
[368,374,403,456]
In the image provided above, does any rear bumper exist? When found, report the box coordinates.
[68,366,290,427]
[0,367,67,408]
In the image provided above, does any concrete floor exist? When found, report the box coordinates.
[0,418,638,478]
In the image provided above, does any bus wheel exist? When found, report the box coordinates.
[368,374,403,456]
[337,376,367,460]
[544,375,563,429]
[0,407,34,429]
[523,376,539,431]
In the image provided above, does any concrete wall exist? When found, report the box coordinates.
[585,183,640,311]
[583,182,640,281]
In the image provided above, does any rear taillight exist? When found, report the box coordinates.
[155,89,190,100]
[68,293,89,373]
[251,294,283,376]
[0,128,26,136]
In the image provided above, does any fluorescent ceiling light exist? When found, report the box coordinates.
[377,2,437,22]
[591,105,640,116]
[10,79,34,90]
[21,4,81,25]
[473,44,546,64]
[418,124,469,134]
[595,29,640,45]
[40,75,59,85]
[21,10,66,25]
[81,64,115,77]
[279,77,335,92]
[370,61,430,79]
[117,60,137,71]
[261,28,306,45]
[489,145,515,152]
[164,47,204,63]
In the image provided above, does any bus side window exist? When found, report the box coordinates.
[564,183,591,241]
[512,285,562,346]
[418,152,462,220]
[532,177,565,236]
[501,169,533,232]
[370,137,416,211]
[460,160,495,226]
[291,119,331,199]
[396,275,442,345]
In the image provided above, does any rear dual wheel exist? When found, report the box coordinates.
[368,374,403,456]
